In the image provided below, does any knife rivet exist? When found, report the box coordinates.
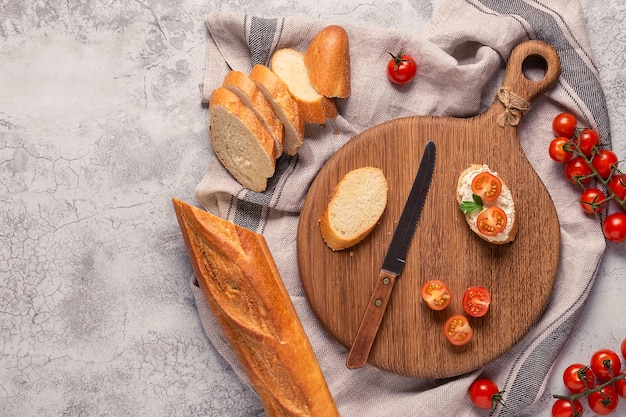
[375,299,383,307]
[382,277,390,285]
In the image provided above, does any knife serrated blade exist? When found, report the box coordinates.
[346,140,436,369]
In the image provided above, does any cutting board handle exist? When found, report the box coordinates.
[500,39,561,106]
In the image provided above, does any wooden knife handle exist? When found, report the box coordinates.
[346,270,398,369]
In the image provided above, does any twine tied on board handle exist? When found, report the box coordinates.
[496,87,531,127]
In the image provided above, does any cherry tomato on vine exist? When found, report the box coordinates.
[553,113,577,138]
[462,286,491,318]
[549,137,573,163]
[562,363,595,393]
[471,172,502,202]
[476,206,507,236]
[565,157,593,185]
[588,385,619,415]
[622,338,626,361]
[574,128,600,157]
[592,149,619,179]
[590,348,622,382]
[615,375,626,399]
[468,378,503,410]
[608,173,626,201]
[551,398,583,417]
[386,50,417,84]
[444,314,473,346]
[421,280,451,311]
[603,213,626,243]
[579,188,607,214]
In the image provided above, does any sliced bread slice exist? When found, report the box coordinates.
[304,25,351,98]
[249,64,305,156]
[223,70,284,156]
[208,87,276,192]
[270,48,337,124]
[319,166,388,251]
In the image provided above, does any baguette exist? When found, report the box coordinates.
[223,70,285,155]
[208,87,276,192]
[319,166,388,251]
[172,198,340,417]
[456,164,518,244]
[304,25,351,98]
[249,64,305,156]
[270,48,338,124]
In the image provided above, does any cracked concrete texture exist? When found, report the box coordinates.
[1,0,625,416]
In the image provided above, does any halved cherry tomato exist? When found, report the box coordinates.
[549,137,573,163]
[471,172,502,202]
[421,280,451,311]
[553,113,577,138]
[590,348,622,382]
[608,173,626,201]
[462,286,491,318]
[443,314,473,346]
[562,363,595,393]
[476,206,507,236]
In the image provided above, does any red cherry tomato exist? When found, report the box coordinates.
[608,173,626,201]
[588,385,619,415]
[443,314,473,346]
[592,149,619,179]
[471,172,502,202]
[421,280,451,311]
[564,157,593,185]
[562,363,595,393]
[476,206,507,236]
[553,113,577,138]
[603,212,626,243]
[468,378,502,410]
[462,286,491,318]
[615,374,626,399]
[590,348,622,382]
[622,338,626,361]
[574,128,600,157]
[579,187,607,214]
[549,137,573,163]
[551,398,583,417]
[386,50,417,85]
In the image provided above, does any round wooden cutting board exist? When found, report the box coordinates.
[297,40,562,379]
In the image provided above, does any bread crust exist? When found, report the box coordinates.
[223,70,285,155]
[172,198,340,417]
[208,87,276,192]
[249,64,305,156]
[304,25,351,98]
[456,164,518,244]
[271,48,338,124]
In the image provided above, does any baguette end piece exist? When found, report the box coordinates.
[304,25,351,98]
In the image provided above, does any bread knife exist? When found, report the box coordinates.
[346,140,436,369]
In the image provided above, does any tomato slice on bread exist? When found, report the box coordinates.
[444,315,473,346]
[421,280,451,311]
[462,286,491,318]
[471,172,502,202]
[476,206,507,236]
